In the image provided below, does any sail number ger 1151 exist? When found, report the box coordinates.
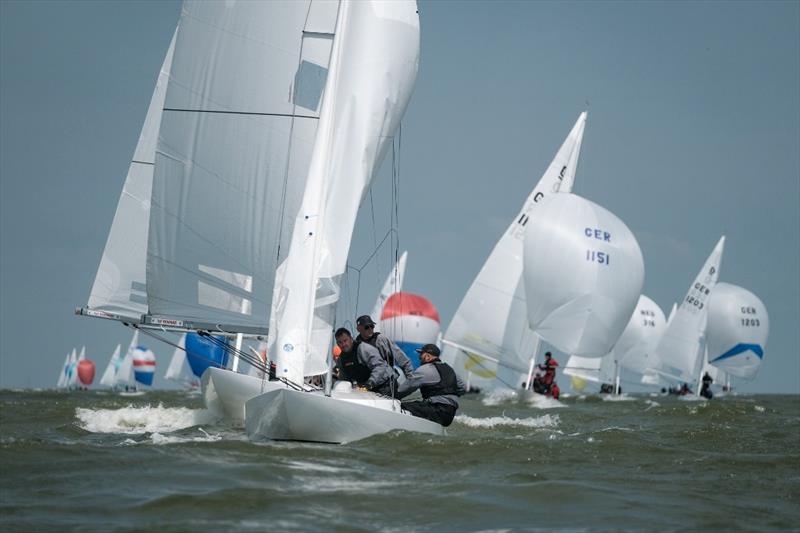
[585,227,611,265]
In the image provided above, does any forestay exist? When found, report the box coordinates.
[523,193,644,357]
[83,31,177,322]
[653,236,725,383]
[371,251,408,322]
[706,282,768,379]
[147,1,339,335]
[441,113,587,390]
[272,0,421,383]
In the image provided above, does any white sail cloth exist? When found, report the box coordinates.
[440,113,587,390]
[86,31,176,320]
[273,1,420,383]
[653,236,725,383]
[523,193,644,357]
[147,1,339,332]
[706,282,768,379]
[564,294,665,385]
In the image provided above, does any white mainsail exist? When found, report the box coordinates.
[653,236,725,383]
[523,193,645,357]
[82,30,177,322]
[99,344,122,387]
[371,251,408,322]
[65,348,79,389]
[440,112,587,390]
[272,0,421,384]
[706,282,768,379]
[56,352,70,389]
[146,1,339,336]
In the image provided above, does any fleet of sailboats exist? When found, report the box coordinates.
[66,0,771,441]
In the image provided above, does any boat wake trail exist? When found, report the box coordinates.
[481,388,519,406]
[455,413,559,429]
[75,403,220,435]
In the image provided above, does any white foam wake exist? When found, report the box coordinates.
[601,394,636,402]
[481,388,519,406]
[455,413,560,429]
[526,393,566,409]
[75,403,220,435]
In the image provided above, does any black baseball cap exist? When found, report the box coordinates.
[356,315,376,327]
[415,344,441,358]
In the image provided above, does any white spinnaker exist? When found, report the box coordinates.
[563,354,615,384]
[441,112,587,390]
[371,251,408,322]
[164,333,192,383]
[523,193,644,357]
[148,1,338,333]
[86,30,176,320]
[654,236,725,383]
[616,295,666,376]
[563,294,665,385]
[706,282,768,379]
[273,0,420,383]
[99,344,122,387]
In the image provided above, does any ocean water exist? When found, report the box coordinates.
[1,389,798,531]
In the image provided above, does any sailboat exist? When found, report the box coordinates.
[164,334,200,390]
[440,112,587,392]
[521,191,645,398]
[56,349,74,389]
[244,0,446,444]
[99,344,123,388]
[563,295,666,393]
[652,236,725,387]
[705,282,769,382]
[370,251,407,322]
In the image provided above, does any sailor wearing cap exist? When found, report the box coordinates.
[355,315,415,379]
[334,327,395,396]
[396,344,466,427]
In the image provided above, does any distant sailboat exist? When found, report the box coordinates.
[521,191,644,399]
[705,282,769,380]
[564,295,666,392]
[371,251,408,322]
[164,334,199,390]
[440,112,587,391]
[653,236,725,385]
[99,344,122,388]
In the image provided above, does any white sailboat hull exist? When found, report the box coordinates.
[201,367,283,424]
[245,388,444,444]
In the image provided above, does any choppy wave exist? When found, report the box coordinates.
[455,413,559,428]
[601,394,636,402]
[481,388,519,406]
[75,403,220,435]
[526,393,566,409]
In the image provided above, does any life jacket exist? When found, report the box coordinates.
[551,382,560,400]
[420,361,458,400]
[358,332,395,366]
[339,348,371,385]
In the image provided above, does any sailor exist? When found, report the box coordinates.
[334,328,396,397]
[700,371,714,399]
[396,344,466,427]
[355,314,415,379]
[535,352,559,394]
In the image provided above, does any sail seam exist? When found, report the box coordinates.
[163,107,319,120]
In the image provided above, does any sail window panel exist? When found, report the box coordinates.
[293,61,328,112]
[198,281,253,316]
[170,1,319,117]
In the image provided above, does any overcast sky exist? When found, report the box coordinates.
[1,1,797,393]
